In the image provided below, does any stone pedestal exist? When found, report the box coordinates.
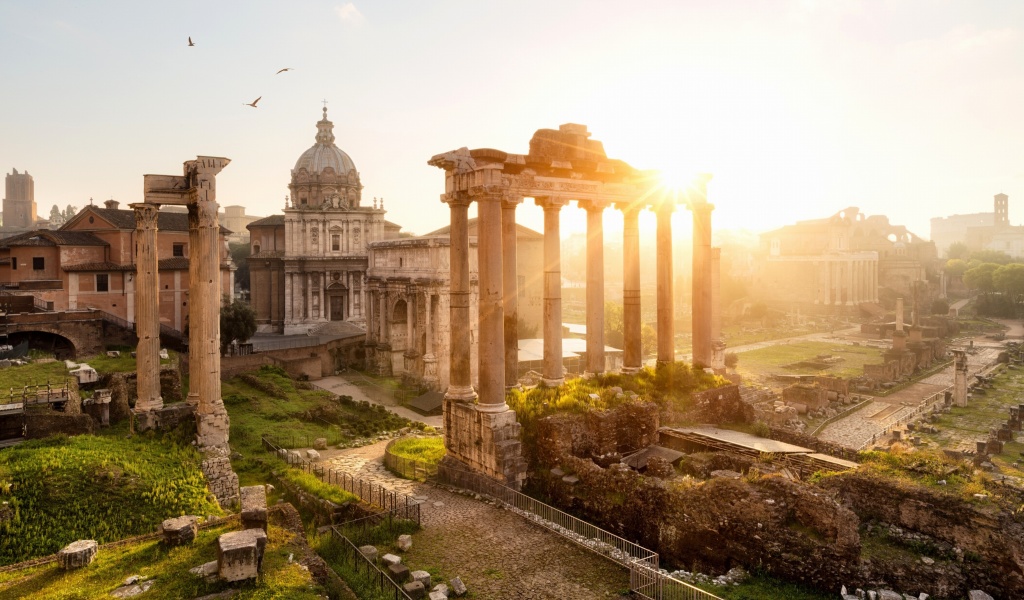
[161,515,198,546]
[57,539,97,570]
[444,401,526,489]
[240,485,268,531]
[217,529,267,582]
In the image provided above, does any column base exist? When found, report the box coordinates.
[443,401,526,490]
[444,385,478,403]
[620,366,642,375]
[541,378,564,388]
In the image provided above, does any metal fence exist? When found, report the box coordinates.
[434,462,723,600]
[261,429,345,450]
[262,434,420,524]
[327,529,414,600]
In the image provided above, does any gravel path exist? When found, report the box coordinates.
[322,441,630,600]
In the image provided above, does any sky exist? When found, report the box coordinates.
[2,0,1024,240]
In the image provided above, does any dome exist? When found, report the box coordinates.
[292,107,357,176]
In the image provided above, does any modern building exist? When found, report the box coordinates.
[756,207,937,312]
[247,107,402,334]
[0,199,234,332]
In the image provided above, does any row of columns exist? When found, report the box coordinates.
[445,187,708,406]
[283,270,366,324]
[818,257,879,305]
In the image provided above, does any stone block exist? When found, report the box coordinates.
[217,529,268,582]
[410,569,431,587]
[314,437,328,450]
[431,583,450,598]
[287,450,302,463]
[450,576,467,596]
[388,563,410,583]
[161,515,198,546]
[57,539,97,569]
[877,591,902,600]
[306,449,321,460]
[382,553,401,566]
[402,581,425,599]
[396,534,413,551]
[189,560,219,578]
[358,545,378,562]
[429,592,448,600]
[240,486,268,531]
[967,592,994,600]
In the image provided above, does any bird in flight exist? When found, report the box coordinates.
[275,67,293,75]
[244,96,261,108]
[188,36,194,47]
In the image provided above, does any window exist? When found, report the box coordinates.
[10,258,16,270]
[172,243,185,257]
[332,234,340,251]
[96,274,109,292]
[32,257,44,270]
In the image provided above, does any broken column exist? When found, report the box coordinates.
[132,203,163,418]
[954,349,969,407]
[57,540,98,570]
[580,199,607,375]
[619,203,642,373]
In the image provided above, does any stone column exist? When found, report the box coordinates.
[444,195,477,402]
[823,260,832,304]
[406,293,414,351]
[189,187,229,448]
[132,203,163,416]
[477,191,506,410]
[953,349,969,407]
[501,196,522,388]
[579,200,607,375]
[619,204,642,372]
[536,197,567,386]
[360,273,366,318]
[657,200,677,365]
[710,247,722,343]
[845,259,854,305]
[689,179,714,367]
[423,289,438,389]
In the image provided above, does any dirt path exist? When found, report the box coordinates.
[322,441,630,600]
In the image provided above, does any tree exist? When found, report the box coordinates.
[944,258,968,280]
[48,205,64,227]
[516,316,538,339]
[724,352,739,369]
[930,299,950,316]
[946,242,969,260]
[228,241,251,292]
[63,205,77,221]
[963,263,1000,293]
[604,301,624,350]
[969,249,1013,265]
[220,298,257,354]
[993,263,1024,299]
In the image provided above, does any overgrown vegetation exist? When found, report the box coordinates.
[276,466,357,506]
[0,433,221,565]
[388,436,445,466]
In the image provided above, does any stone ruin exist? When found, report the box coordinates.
[131,156,238,507]
[428,124,721,488]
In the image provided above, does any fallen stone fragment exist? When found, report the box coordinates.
[402,580,425,599]
[388,563,410,583]
[397,534,413,551]
[358,545,378,562]
[382,553,401,566]
[57,539,97,570]
[450,576,467,597]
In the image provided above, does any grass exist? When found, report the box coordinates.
[0,433,221,566]
[0,522,327,600]
[276,466,357,507]
[388,436,445,465]
[0,359,70,393]
[696,572,834,600]
[735,340,884,380]
[312,519,422,600]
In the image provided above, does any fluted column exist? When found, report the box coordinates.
[689,188,714,367]
[619,204,642,372]
[444,196,477,402]
[579,200,608,375]
[501,196,523,388]
[477,191,506,410]
[536,197,568,386]
[132,203,162,413]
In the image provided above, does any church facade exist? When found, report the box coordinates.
[248,108,401,334]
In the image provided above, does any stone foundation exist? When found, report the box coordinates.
[201,448,240,508]
[443,400,526,489]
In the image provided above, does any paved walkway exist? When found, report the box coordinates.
[320,441,630,600]
[312,375,443,428]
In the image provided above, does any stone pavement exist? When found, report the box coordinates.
[312,375,443,428]
[320,440,630,599]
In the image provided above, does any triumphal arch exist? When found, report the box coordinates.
[429,124,718,488]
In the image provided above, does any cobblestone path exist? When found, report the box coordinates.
[321,441,631,600]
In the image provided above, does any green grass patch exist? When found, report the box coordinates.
[277,466,357,507]
[697,572,833,600]
[76,350,176,376]
[0,522,326,599]
[0,433,221,566]
[388,436,445,465]
[0,359,70,392]
[736,340,884,380]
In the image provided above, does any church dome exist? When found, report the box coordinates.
[292,107,357,176]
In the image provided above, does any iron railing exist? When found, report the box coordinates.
[327,529,414,600]
[434,462,723,600]
[261,434,421,524]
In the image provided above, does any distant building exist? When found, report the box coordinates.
[0,199,234,332]
[163,204,262,244]
[247,107,402,335]
[756,207,937,312]
[363,219,543,390]
[2,169,40,238]
[930,193,1007,257]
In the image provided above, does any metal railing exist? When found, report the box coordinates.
[327,529,414,600]
[383,439,439,481]
[262,434,420,524]
[434,462,723,600]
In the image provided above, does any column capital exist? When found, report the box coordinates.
[534,196,570,211]
[500,194,524,209]
[577,199,610,213]
[130,203,160,230]
[441,191,473,207]
[614,201,643,216]
[687,199,715,215]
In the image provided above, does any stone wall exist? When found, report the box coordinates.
[534,400,659,466]
[221,354,271,380]
[24,413,94,438]
[271,355,322,381]
[684,385,754,424]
